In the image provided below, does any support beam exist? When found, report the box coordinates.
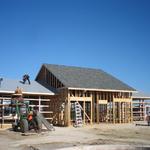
[130,102,133,123]
[83,101,85,125]
[96,93,99,123]
[67,92,71,126]
[39,96,41,112]
[119,102,121,123]
[90,99,92,125]
[113,102,115,124]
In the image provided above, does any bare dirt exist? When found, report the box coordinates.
[0,123,150,150]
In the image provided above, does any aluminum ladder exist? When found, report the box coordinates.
[74,102,83,127]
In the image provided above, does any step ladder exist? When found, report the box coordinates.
[37,112,55,131]
[74,102,83,127]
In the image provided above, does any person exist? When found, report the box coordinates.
[22,74,30,84]
[15,87,22,94]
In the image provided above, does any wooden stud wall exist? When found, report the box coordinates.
[49,88,68,126]
[132,99,150,121]
[0,94,52,128]
[36,66,64,89]
[50,90,133,126]
[68,90,92,126]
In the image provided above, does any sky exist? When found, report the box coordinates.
[0,0,150,92]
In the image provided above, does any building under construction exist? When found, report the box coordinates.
[1,64,150,127]
[35,64,136,126]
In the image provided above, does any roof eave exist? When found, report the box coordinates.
[67,87,137,93]
[0,90,54,96]
[132,96,150,99]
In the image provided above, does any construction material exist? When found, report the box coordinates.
[37,111,55,131]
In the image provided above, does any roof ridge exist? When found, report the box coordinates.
[44,63,104,72]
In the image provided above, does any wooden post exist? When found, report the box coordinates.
[38,96,41,112]
[64,89,70,126]
[83,101,85,125]
[124,102,127,123]
[113,101,115,124]
[130,101,133,123]
[119,102,121,123]
[2,98,4,128]
[67,91,71,126]
[92,92,95,122]
[90,99,92,125]
[142,99,145,121]
[96,93,99,123]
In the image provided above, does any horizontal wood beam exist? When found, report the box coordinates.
[99,100,108,104]
[113,98,132,102]
[69,96,92,101]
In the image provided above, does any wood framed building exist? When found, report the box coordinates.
[0,78,54,128]
[132,92,150,121]
[36,64,136,126]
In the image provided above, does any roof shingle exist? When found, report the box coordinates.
[44,64,136,91]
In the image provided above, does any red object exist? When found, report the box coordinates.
[28,115,33,121]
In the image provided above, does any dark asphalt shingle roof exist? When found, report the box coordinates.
[44,64,136,91]
[0,78,54,95]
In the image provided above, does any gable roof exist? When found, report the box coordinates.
[0,78,54,95]
[43,64,136,92]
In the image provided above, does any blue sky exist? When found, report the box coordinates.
[0,0,150,92]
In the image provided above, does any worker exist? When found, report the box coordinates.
[22,74,31,84]
[28,111,33,121]
[15,87,22,94]
[28,110,39,132]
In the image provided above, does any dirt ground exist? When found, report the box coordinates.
[0,122,150,150]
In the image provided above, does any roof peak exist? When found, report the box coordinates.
[43,63,103,72]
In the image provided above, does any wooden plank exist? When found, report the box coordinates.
[78,103,91,122]
[99,100,108,104]
[113,98,132,102]
[67,91,71,126]
[90,96,92,125]
[96,93,99,123]
[68,87,136,93]
[40,111,53,113]
[113,102,115,124]
[83,101,85,124]
[130,102,133,122]
[70,96,92,101]
[119,102,121,123]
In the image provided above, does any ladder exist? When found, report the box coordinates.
[37,112,55,131]
[74,102,83,127]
